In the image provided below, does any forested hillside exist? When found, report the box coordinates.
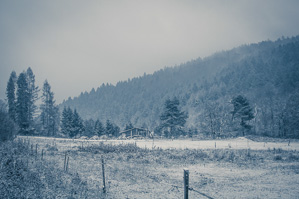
[61,36,299,138]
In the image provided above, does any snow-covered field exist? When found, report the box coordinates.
[16,136,299,198]
[18,136,299,151]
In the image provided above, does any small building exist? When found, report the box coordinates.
[120,127,150,139]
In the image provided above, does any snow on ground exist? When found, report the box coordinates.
[18,136,299,151]
[15,136,299,198]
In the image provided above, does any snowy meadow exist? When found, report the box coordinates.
[7,136,299,199]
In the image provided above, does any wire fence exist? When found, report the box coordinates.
[17,137,215,199]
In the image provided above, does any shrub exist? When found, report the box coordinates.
[0,104,17,142]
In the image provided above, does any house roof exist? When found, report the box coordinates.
[120,127,149,134]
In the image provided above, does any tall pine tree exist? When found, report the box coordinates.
[16,72,30,134]
[94,119,105,136]
[6,71,17,122]
[40,80,59,136]
[26,67,39,127]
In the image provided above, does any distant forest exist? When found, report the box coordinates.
[2,36,299,140]
[61,36,299,138]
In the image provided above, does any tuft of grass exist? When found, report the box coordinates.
[287,153,299,161]
[274,155,283,161]
[0,141,97,199]
[79,141,299,168]
[46,145,59,152]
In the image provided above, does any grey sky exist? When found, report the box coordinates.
[1,0,299,103]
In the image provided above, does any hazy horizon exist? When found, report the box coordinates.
[1,0,299,103]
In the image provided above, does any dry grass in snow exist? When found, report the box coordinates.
[13,136,299,198]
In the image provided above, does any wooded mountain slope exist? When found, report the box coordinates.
[61,36,299,137]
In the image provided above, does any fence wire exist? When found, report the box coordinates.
[189,187,214,199]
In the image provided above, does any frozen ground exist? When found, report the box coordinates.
[16,136,299,198]
[18,136,299,151]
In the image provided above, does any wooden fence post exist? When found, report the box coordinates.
[184,169,189,199]
[35,144,38,159]
[66,157,69,172]
[101,157,106,193]
[64,152,67,171]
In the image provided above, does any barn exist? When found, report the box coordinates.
[120,128,151,139]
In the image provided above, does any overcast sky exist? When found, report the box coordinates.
[1,0,299,103]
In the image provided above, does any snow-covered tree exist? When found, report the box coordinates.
[231,95,254,135]
[94,119,105,136]
[160,97,188,137]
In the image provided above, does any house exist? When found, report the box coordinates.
[120,127,151,139]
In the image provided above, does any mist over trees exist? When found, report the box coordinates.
[61,36,299,138]
[2,36,299,139]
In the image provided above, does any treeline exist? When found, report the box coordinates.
[2,68,126,139]
[60,106,120,138]
[4,68,60,137]
[2,36,299,139]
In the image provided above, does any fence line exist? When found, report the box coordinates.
[18,137,215,198]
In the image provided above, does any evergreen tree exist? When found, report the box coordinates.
[106,120,114,136]
[16,72,30,134]
[6,71,17,122]
[94,119,105,136]
[26,67,39,128]
[40,80,59,136]
[113,124,120,137]
[231,95,254,136]
[83,119,95,137]
[71,109,84,137]
[160,97,188,137]
[61,106,73,137]
[105,120,119,137]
